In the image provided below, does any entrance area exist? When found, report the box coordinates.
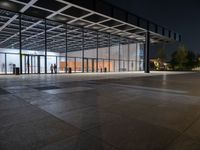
[84,58,96,73]
[22,55,45,74]
[0,11,145,75]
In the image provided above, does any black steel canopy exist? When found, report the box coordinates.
[0,0,181,53]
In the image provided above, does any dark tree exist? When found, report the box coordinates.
[171,45,188,70]
[171,45,199,70]
[185,51,199,69]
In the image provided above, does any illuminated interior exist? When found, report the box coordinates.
[0,0,180,74]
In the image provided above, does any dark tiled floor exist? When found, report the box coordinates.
[39,133,117,150]
[86,118,180,150]
[0,88,10,95]
[1,72,200,150]
[34,86,61,91]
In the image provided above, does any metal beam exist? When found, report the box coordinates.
[0,0,38,32]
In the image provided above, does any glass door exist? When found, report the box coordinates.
[0,53,5,74]
[30,55,38,74]
[84,58,88,72]
[84,58,96,73]
[39,55,45,74]
[22,55,29,74]
[22,54,45,74]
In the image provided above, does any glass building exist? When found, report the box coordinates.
[0,0,181,74]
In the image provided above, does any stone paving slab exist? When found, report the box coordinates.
[0,72,200,150]
[43,87,93,94]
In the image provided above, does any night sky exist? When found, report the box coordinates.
[105,0,200,59]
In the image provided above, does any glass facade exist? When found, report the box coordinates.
[0,9,144,75]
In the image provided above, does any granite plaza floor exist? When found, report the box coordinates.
[1,71,200,150]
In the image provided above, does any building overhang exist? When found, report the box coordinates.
[0,0,181,52]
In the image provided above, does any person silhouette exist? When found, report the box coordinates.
[50,64,53,74]
[54,64,57,74]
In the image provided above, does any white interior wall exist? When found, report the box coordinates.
[0,43,144,73]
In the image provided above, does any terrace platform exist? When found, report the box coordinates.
[0,71,200,150]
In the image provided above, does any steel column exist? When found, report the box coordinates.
[74,57,76,72]
[44,19,47,74]
[108,34,111,72]
[19,13,22,74]
[82,28,85,73]
[144,31,150,73]
[118,37,121,72]
[27,55,29,74]
[65,26,68,73]
[128,41,130,71]
[96,32,99,72]
[5,53,7,74]
[135,43,138,71]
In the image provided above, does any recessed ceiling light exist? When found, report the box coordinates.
[129,35,135,38]
[57,16,66,21]
[92,26,100,29]
[136,37,144,40]
[106,29,113,32]
[1,2,10,7]
[118,32,123,35]
[79,22,86,26]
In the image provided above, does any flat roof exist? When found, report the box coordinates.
[0,0,181,52]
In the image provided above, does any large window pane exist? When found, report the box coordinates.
[110,35,120,72]
[6,54,20,74]
[120,38,129,71]
[129,43,137,71]
[47,20,66,73]
[21,15,45,74]
[0,53,5,74]
[98,33,109,72]
[83,29,97,72]
[67,25,83,72]
[0,10,20,74]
